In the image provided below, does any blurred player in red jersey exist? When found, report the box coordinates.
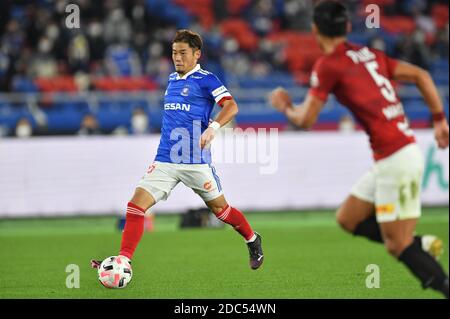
[269,1,449,298]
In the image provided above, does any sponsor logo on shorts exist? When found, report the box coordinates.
[147,163,156,174]
[204,181,212,191]
[376,204,395,214]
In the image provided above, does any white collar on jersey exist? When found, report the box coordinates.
[176,64,201,80]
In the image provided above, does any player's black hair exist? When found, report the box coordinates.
[172,29,203,51]
[313,0,349,37]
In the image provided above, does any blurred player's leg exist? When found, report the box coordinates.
[118,187,156,260]
[339,153,444,260]
[380,219,449,298]
[336,195,443,259]
[339,170,387,242]
[336,195,380,240]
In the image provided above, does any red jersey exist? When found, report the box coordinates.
[308,42,416,161]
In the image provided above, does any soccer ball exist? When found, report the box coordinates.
[97,256,132,288]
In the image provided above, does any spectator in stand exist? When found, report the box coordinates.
[0,0,447,137]
[28,36,57,78]
[395,29,431,70]
[338,114,356,133]
[87,20,106,63]
[130,107,156,135]
[433,24,449,58]
[104,43,142,77]
[282,0,313,31]
[14,117,33,138]
[249,0,276,37]
[103,8,132,45]
[78,113,102,136]
[68,33,90,73]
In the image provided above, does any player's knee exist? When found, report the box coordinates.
[130,188,155,211]
[335,209,354,233]
[211,204,227,216]
[205,196,229,215]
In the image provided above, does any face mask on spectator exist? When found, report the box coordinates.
[16,123,32,138]
[38,38,52,54]
[88,22,102,38]
[339,117,355,133]
[132,114,148,134]
[46,24,60,40]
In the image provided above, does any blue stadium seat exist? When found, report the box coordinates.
[95,101,133,131]
[11,77,39,93]
[347,32,370,46]
[44,109,84,132]
[0,104,31,130]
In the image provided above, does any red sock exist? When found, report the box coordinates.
[119,202,146,260]
[215,205,255,241]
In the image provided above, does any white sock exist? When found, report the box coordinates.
[118,255,131,263]
[245,233,257,243]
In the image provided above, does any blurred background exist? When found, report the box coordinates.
[0,0,448,137]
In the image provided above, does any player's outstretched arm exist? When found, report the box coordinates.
[269,87,325,129]
[392,61,449,149]
[200,98,238,149]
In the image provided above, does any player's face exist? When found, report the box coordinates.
[172,42,201,75]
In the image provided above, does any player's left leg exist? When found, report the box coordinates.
[205,195,264,270]
[205,195,255,241]
[380,219,449,298]
[336,194,380,241]
[178,164,263,270]
[336,194,443,259]
[338,169,388,243]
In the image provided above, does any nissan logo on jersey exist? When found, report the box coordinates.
[164,103,191,111]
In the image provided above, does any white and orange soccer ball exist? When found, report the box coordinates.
[97,256,132,288]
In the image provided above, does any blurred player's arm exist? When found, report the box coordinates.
[200,98,238,149]
[392,61,449,149]
[269,88,325,129]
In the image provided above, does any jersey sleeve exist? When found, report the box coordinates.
[204,74,233,107]
[308,58,340,102]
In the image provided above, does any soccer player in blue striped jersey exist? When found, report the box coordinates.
[92,30,263,274]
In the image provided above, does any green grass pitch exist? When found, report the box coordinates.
[0,208,448,299]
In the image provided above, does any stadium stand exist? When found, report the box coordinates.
[0,0,448,136]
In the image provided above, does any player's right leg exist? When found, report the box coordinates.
[336,194,380,241]
[118,187,156,260]
[91,162,179,268]
[119,162,180,260]
[91,187,155,269]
